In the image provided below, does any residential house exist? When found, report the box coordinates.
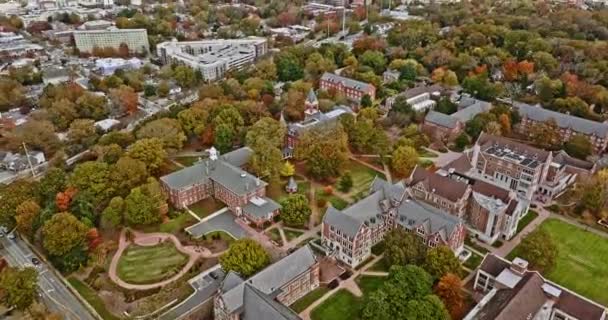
[466,254,606,320]
[514,102,608,153]
[214,245,319,320]
[382,69,400,84]
[319,72,376,103]
[322,177,466,268]
[160,147,280,227]
[42,66,71,85]
[0,151,45,172]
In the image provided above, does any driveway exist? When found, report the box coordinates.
[185,209,248,239]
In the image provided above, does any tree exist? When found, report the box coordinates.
[68,119,98,148]
[337,172,354,193]
[10,120,62,156]
[0,180,37,229]
[564,135,593,160]
[156,81,170,97]
[111,85,138,115]
[384,229,427,267]
[49,244,88,273]
[0,267,37,310]
[136,118,186,152]
[454,132,470,151]
[362,265,449,320]
[110,156,149,196]
[219,239,271,278]
[424,246,462,279]
[529,119,561,150]
[246,117,285,149]
[173,65,197,88]
[177,107,208,136]
[279,194,311,227]
[126,138,168,173]
[280,161,295,177]
[101,196,124,228]
[68,161,113,203]
[360,50,387,74]
[462,73,501,101]
[0,78,26,112]
[276,52,303,82]
[392,146,418,177]
[214,123,236,154]
[434,98,457,115]
[434,273,465,320]
[15,200,40,239]
[124,178,166,225]
[42,212,88,257]
[295,126,350,180]
[249,140,283,179]
[304,52,336,81]
[516,229,558,273]
[360,94,372,108]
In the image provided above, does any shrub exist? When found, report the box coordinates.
[316,198,327,208]
[262,221,272,229]
[328,279,339,289]
[339,270,353,280]
[323,186,334,195]
[273,215,281,223]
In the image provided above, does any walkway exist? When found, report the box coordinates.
[185,208,247,239]
[493,207,551,257]
[108,229,222,291]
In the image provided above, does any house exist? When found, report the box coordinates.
[408,166,528,244]
[422,96,492,142]
[466,254,606,320]
[319,72,376,103]
[514,102,608,153]
[322,177,466,268]
[0,151,45,172]
[382,69,400,84]
[160,147,281,227]
[214,245,319,320]
[42,66,71,85]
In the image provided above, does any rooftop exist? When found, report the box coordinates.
[515,102,608,137]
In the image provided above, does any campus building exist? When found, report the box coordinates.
[156,38,268,81]
[214,245,319,320]
[466,254,606,320]
[384,84,446,112]
[73,28,149,54]
[322,177,466,268]
[514,102,608,153]
[422,96,492,142]
[319,72,376,103]
[160,147,280,227]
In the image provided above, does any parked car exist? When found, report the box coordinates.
[31,257,41,266]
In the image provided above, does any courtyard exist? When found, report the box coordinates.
[117,242,189,285]
[185,209,248,239]
[508,218,608,305]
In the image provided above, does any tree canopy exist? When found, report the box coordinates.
[219,239,271,278]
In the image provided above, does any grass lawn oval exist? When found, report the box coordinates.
[116,241,189,285]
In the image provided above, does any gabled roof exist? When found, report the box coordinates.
[243,197,281,218]
[306,88,317,103]
[409,166,469,202]
[395,200,462,242]
[323,205,363,238]
[452,97,492,122]
[242,284,301,320]
[514,102,608,137]
[320,72,375,92]
[424,110,459,129]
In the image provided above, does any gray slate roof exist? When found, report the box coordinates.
[243,197,281,218]
[453,97,492,122]
[395,200,462,242]
[220,245,317,314]
[242,284,301,320]
[321,72,374,92]
[515,102,608,137]
[425,110,459,129]
[306,89,317,103]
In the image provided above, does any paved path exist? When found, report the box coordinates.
[494,207,551,257]
[108,229,222,291]
[422,147,463,168]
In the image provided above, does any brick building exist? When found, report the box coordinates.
[422,96,492,142]
[214,245,319,320]
[514,102,608,153]
[319,72,376,103]
[322,177,466,268]
[466,254,606,320]
[160,147,280,227]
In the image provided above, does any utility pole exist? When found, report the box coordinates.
[22,142,35,178]
[342,6,346,36]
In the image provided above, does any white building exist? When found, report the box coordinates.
[73,28,149,54]
[156,37,268,81]
[95,57,143,75]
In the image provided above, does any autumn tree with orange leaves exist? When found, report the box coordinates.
[56,187,77,211]
[111,85,138,115]
[295,125,349,180]
[434,273,466,320]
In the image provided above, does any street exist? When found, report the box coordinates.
[0,236,96,320]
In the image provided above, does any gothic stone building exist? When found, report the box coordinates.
[214,245,319,320]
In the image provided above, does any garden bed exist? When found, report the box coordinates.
[290,286,331,313]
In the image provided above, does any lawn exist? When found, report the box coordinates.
[68,277,120,320]
[508,218,608,305]
[159,213,195,233]
[368,257,390,272]
[267,176,311,202]
[188,198,225,219]
[290,286,331,313]
[117,242,189,285]
[516,210,539,234]
[463,252,484,270]
[284,229,305,242]
[310,289,362,320]
[174,156,201,167]
[341,161,386,197]
[356,275,387,295]
[204,230,236,244]
[465,237,490,254]
[316,189,349,210]
[418,149,438,158]
[266,228,283,246]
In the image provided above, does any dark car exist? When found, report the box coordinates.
[31,257,41,266]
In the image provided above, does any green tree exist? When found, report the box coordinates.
[67,119,98,148]
[219,239,271,277]
[110,156,149,196]
[15,200,40,239]
[0,180,37,229]
[462,73,501,101]
[68,161,113,203]
[392,146,418,177]
[126,138,168,173]
[246,117,285,148]
[295,126,350,180]
[156,81,170,97]
[249,140,283,179]
[304,52,336,81]
[124,178,166,225]
[424,246,462,279]
[434,98,457,115]
[454,132,470,151]
[360,50,387,74]
[564,135,593,160]
[144,84,156,97]
[360,94,373,108]
[36,167,66,203]
[177,107,207,136]
[172,65,197,88]
[0,267,38,310]
[214,123,236,153]
[98,131,134,148]
[279,194,312,227]
[384,229,427,267]
[338,172,354,192]
[49,244,88,273]
[101,196,124,228]
[136,118,186,152]
[516,229,558,273]
[280,161,295,177]
[42,212,88,257]
[276,52,304,82]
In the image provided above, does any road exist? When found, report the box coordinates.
[0,236,96,320]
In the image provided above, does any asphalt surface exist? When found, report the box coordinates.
[0,236,96,320]
[185,209,247,239]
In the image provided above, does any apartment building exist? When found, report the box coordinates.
[408,166,528,244]
[514,102,608,153]
[322,177,466,268]
[466,254,606,320]
[160,147,280,227]
[319,72,376,103]
[73,28,149,54]
[156,38,268,81]
[214,245,319,320]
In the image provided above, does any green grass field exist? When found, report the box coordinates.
[368,257,390,272]
[159,213,195,233]
[356,276,387,295]
[284,229,305,242]
[266,228,283,246]
[117,242,188,285]
[342,161,386,197]
[463,252,484,270]
[509,218,608,305]
[311,289,362,320]
[290,286,331,313]
[516,210,539,234]
[68,277,120,320]
[188,198,225,219]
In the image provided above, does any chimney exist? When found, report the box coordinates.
[510,257,529,275]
